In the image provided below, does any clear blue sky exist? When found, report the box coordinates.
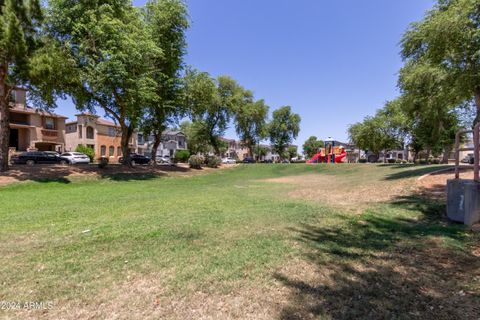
[56,0,435,148]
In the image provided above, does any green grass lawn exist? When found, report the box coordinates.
[0,164,479,319]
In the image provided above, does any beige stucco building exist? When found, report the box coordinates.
[8,88,67,153]
[65,113,138,162]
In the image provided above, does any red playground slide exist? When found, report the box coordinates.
[308,149,347,164]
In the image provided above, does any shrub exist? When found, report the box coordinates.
[206,155,221,168]
[387,159,396,164]
[188,155,204,169]
[358,159,367,163]
[174,150,190,163]
[75,144,95,162]
[431,158,441,164]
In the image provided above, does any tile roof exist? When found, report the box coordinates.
[10,105,68,119]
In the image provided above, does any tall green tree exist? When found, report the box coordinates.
[268,106,301,159]
[234,91,269,158]
[47,0,160,164]
[302,136,324,158]
[179,120,211,155]
[0,0,42,171]
[183,69,241,155]
[399,60,463,162]
[287,145,298,160]
[401,0,480,125]
[141,0,188,162]
[348,111,400,161]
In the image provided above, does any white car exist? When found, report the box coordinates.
[60,152,91,164]
[156,155,171,164]
[222,157,236,164]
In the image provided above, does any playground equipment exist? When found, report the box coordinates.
[307,138,347,164]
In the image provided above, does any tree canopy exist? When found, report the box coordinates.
[401,0,480,125]
[268,106,301,158]
[234,91,269,158]
[0,0,44,171]
[183,69,242,155]
[302,136,324,159]
[47,0,161,161]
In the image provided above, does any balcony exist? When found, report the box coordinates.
[41,129,59,141]
[10,113,30,126]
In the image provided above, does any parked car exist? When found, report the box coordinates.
[261,159,273,163]
[461,154,475,164]
[119,153,151,165]
[156,155,171,164]
[222,157,236,164]
[11,151,69,165]
[60,152,91,164]
[242,157,256,164]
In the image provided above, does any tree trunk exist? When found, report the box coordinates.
[442,146,451,164]
[0,65,10,172]
[150,131,161,166]
[474,87,480,127]
[121,124,133,166]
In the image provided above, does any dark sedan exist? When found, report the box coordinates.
[119,153,152,165]
[243,157,256,164]
[11,151,68,165]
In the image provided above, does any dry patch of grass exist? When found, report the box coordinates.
[14,273,291,320]
[263,172,412,209]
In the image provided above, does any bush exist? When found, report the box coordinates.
[75,144,95,162]
[358,159,367,163]
[431,158,441,164]
[174,150,190,163]
[387,159,396,164]
[206,155,221,168]
[188,155,204,169]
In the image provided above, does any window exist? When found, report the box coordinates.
[108,127,116,137]
[66,125,77,133]
[138,134,144,145]
[109,146,114,157]
[100,145,106,156]
[86,126,94,139]
[44,117,55,130]
[9,90,16,103]
[117,147,122,157]
[78,125,83,138]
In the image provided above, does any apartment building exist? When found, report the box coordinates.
[137,130,188,158]
[65,113,138,162]
[8,88,67,153]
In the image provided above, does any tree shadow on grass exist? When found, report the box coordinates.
[383,165,452,180]
[1,164,193,185]
[275,195,480,319]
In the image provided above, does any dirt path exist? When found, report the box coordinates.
[416,167,474,200]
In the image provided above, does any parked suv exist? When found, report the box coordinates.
[11,151,68,165]
[119,153,151,166]
[242,157,256,163]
